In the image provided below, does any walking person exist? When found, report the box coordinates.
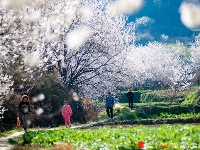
[62,101,72,128]
[126,89,134,109]
[18,95,31,132]
[105,92,115,119]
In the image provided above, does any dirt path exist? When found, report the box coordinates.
[0,131,24,150]
[0,118,111,150]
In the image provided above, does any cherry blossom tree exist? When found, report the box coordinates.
[0,74,13,118]
[0,0,135,119]
[46,0,135,98]
[1,0,200,121]
[0,0,79,119]
[124,42,192,89]
[188,35,200,84]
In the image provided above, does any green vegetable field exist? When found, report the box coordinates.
[23,124,200,150]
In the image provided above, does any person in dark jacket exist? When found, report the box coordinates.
[18,95,30,132]
[105,92,115,119]
[126,89,134,109]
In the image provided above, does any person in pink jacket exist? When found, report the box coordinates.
[62,101,72,127]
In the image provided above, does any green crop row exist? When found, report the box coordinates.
[149,112,200,119]
[23,124,200,150]
[112,107,200,122]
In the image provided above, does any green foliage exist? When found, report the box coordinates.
[116,108,137,121]
[141,92,160,103]
[134,102,178,106]
[112,103,200,121]
[182,89,200,105]
[118,89,185,104]
[149,112,200,119]
[8,136,23,145]
[140,91,185,103]
[117,91,142,103]
[21,125,200,149]
[98,102,200,122]
[133,104,200,117]
[118,86,200,104]
[98,106,125,120]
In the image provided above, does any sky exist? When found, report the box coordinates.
[127,0,200,45]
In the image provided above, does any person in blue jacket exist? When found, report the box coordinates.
[105,92,115,119]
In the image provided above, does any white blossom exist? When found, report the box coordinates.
[24,51,40,68]
[66,26,93,49]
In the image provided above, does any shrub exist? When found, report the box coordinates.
[116,108,137,121]
[133,104,200,119]
[182,89,200,105]
[117,91,142,103]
